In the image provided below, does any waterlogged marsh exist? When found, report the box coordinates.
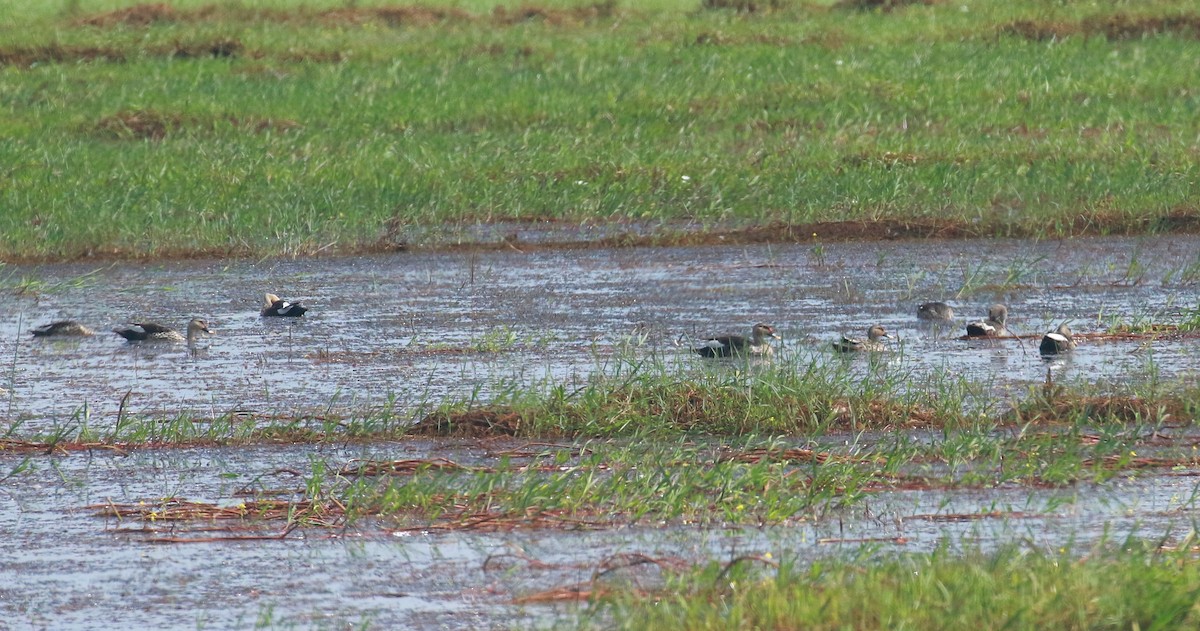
[4,435,1200,629]
[3,236,1200,629]
[1,236,1198,433]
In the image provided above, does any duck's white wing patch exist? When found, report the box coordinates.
[128,324,147,335]
[1045,333,1069,343]
[698,339,726,350]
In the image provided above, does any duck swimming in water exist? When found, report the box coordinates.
[114,318,212,345]
[917,302,954,322]
[1039,323,1077,355]
[693,323,781,358]
[832,324,891,353]
[30,320,95,337]
[966,304,1008,337]
[261,293,308,317]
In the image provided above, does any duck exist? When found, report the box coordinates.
[916,302,954,321]
[693,323,781,358]
[832,324,891,353]
[966,304,1008,337]
[30,320,95,337]
[1039,323,1076,355]
[261,293,308,317]
[113,318,212,345]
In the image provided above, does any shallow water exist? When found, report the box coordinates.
[2,236,1200,629]
[2,236,1199,433]
[3,441,1200,630]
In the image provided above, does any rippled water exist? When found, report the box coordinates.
[2,236,1200,629]
[2,236,1198,433]
[3,439,1199,630]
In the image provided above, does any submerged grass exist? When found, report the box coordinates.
[591,541,1200,630]
[89,422,1197,534]
[1,0,1199,260]
[70,357,1200,532]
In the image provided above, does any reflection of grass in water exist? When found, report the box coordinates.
[594,541,1200,631]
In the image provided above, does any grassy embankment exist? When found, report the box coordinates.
[0,0,1198,261]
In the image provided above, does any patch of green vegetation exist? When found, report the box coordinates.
[0,1,1198,260]
[1181,304,1200,332]
[336,438,879,525]
[82,414,1184,531]
[591,541,1200,630]
[6,346,1197,449]
[48,357,1200,530]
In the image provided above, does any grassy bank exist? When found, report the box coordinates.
[593,542,1200,630]
[1,0,1198,260]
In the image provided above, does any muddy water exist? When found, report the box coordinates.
[2,236,1200,629]
[2,236,1199,433]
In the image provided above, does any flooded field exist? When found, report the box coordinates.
[5,437,1200,629]
[2,235,1200,629]
[3,235,1199,432]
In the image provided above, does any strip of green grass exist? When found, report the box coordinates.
[6,349,1195,447]
[1,1,1198,260]
[591,541,1200,630]
[39,358,1199,528]
[81,418,1180,530]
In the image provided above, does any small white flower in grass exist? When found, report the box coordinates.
[574,180,586,186]
[681,175,691,182]
[835,59,844,66]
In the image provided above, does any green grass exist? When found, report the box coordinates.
[33,354,1198,529]
[1,0,1198,260]
[591,540,1200,630]
[76,418,1185,530]
[6,345,1196,447]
